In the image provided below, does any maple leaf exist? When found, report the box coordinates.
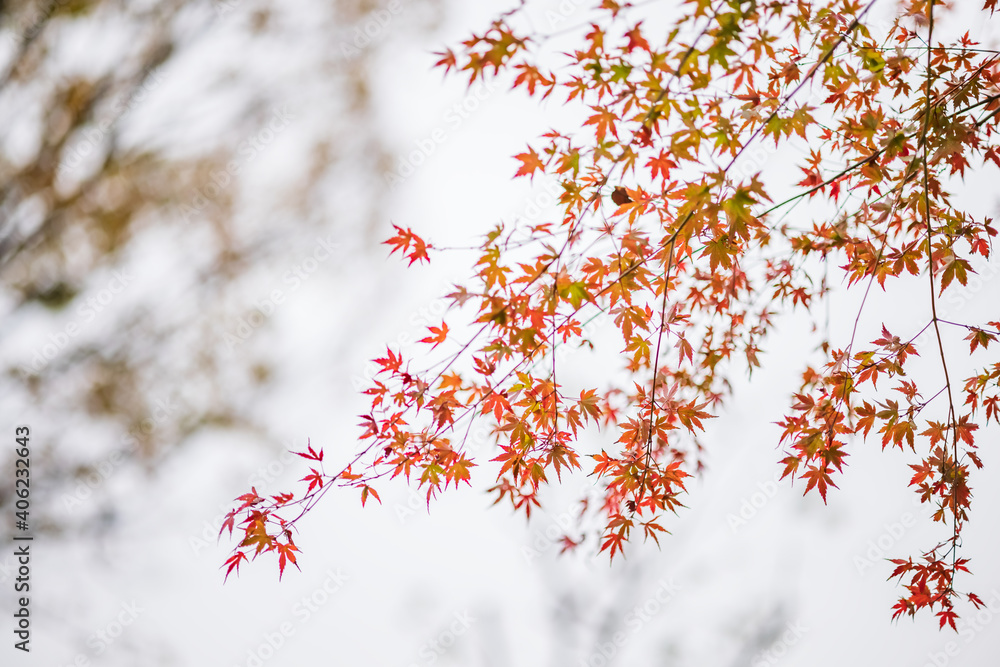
[239,516,273,557]
[855,401,877,438]
[641,520,668,546]
[634,125,653,147]
[600,525,629,561]
[954,415,978,447]
[482,389,512,420]
[218,510,237,539]
[801,466,837,503]
[891,598,914,622]
[301,468,324,494]
[222,552,248,583]
[646,150,677,181]
[447,455,476,489]
[374,348,403,374]
[965,328,995,353]
[271,492,294,506]
[908,461,933,486]
[676,400,714,432]
[559,535,581,554]
[360,485,381,507]
[275,540,301,580]
[584,107,618,143]
[579,388,602,423]
[796,168,823,190]
[433,49,457,74]
[937,609,959,631]
[920,420,948,448]
[938,257,971,295]
[514,147,545,179]
[591,450,618,477]
[383,225,431,266]
[822,442,849,472]
[294,440,324,462]
[512,63,554,97]
[340,465,362,482]
[779,454,801,480]
[625,24,650,52]
[545,444,581,481]
[419,322,450,350]
[491,445,523,481]
[235,488,263,511]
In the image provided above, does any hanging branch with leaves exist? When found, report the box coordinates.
[220,0,1000,627]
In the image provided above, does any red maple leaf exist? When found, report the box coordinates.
[383,225,431,266]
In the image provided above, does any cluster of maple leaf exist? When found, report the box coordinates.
[221,0,1000,629]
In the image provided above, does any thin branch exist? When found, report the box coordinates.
[639,235,677,503]
[918,0,960,593]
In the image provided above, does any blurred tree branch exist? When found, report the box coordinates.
[0,0,444,538]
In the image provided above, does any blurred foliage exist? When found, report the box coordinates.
[0,0,443,537]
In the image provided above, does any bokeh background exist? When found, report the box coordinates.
[1,0,999,665]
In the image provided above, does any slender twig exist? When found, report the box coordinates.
[937,319,1000,335]
[638,236,677,503]
[918,0,960,591]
